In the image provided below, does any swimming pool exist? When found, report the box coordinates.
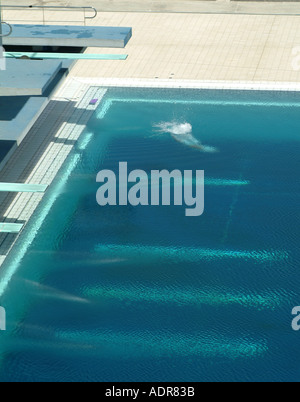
[0,87,300,382]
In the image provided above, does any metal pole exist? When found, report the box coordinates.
[0,0,3,48]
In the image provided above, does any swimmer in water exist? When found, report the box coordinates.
[153,122,218,153]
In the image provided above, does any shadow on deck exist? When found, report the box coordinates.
[0,94,98,256]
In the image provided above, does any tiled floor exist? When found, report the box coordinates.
[67,12,300,83]
[4,10,300,83]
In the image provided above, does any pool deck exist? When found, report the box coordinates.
[1,3,300,270]
[4,5,300,82]
[68,12,300,83]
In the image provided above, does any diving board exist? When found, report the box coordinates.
[0,59,62,96]
[0,223,23,234]
[3,25,132,48]
[5,52,128,61]
[0,183,48,193]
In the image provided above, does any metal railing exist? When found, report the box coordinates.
[2,5,97,26]
[0,21,12,37]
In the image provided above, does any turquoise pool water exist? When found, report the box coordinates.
[0,88,300,382]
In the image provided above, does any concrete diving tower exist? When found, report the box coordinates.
[0,59,62,96]
[0,22,132,171]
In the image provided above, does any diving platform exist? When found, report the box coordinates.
[0,22,132,171]
[0,96,49,170]
[0,96,48,143]
[0,183,48,193]
[3,24,132,48]
[0,59,62,96]
[0,223,23,234]
[4,52,128,61]
[0,58,65,171]
[0,141,17,172]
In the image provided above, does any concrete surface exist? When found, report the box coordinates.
[2,5,300,85]
[0,59,62,96]
[0,141,16,172]
[3,24,132,48]
[68,12,300,83]
[0,96,48,142]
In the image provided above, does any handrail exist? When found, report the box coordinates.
[0,21,12,37]
[2,5,98,26]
